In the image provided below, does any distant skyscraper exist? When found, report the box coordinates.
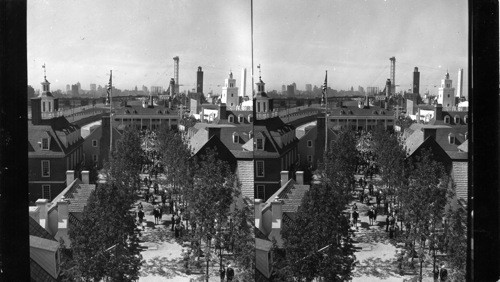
[197,66,204,94]
[71,84,78,96]
[281,85,286,94]
[437,71,455,107]
[456,68,463,98]
[305,84,312,92]
[292,82,297,94]
[66,84,70,94]
[151,86,163,94]
[76,82,81,92]
[240,68,247,97]
[90,83,96,92]
[390,57,396,94]
[173,56,179,93]
[287,85,295,97]
[413,67,420,94]
[366,86,379,95]
[142,85,148,94]
[358,86,364,93]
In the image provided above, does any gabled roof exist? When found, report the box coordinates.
[457,139,468,152]
[30,235,59,252]
[264,179,310,214]
[404,124,468,156]
[28,116,82,157]
[49,179,95,215]
[29,217,56,241]
[30,258,58,282]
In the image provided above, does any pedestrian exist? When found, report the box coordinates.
[385,215,390,232]
[352,210,359,229]
[390,213,396,227]
[138,202,143,211]
[439,264,448,281]
[358,177,363,188]
[153,208,159,224]
[171,214,175,231]
[226,264,234,282]
[359,192,364,203]
[373,207,378,223]
[351,203,358,211]
[175,214,181,225]
[158,205,163,222]
[138,209,144,224]
[367,209,374,225]
[384,200,389,215]
[220,264,226,281]
[389,224,395,239]
[368,183,374,196]
[145,192,150,203]
[169,199,174,214]
[376,194,381,209]
[175,223,181,238]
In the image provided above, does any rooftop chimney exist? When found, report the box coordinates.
[66,170,75,186]
[55,197,69,247]
[254,199,263,230]
[435,104,443,121]
[219,103,227,120]
[35,199,49,231]
[81,170,89,184]
[269,197,283,247]
[296,171,304,185]
[280,171,289,187]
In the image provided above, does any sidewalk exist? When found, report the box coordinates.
[350,174,435,282]
[135,176,228,281]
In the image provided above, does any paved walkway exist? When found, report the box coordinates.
[135,174,229,281]
[350,175,435,282]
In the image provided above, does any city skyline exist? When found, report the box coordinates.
[28,0,467,97]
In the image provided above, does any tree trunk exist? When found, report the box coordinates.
[419,259,423,282]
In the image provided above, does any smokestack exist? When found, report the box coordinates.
[197,66,204,94]
[280,171,289,187]
[173,56,179,93]
[66,170,75,186]
[386,79,392,98]
[390,57,396,94]
[413,67,420,94]
[81,170,89,184]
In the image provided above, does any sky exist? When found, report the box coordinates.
[28,0,468,97]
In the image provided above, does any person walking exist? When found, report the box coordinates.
[226,264,234,282]
[439,264,448,281]
[219,264,226,281]
[352,210,359,230]
[138,209,144,224]
[171,214,175,231]
[385,214,390,232]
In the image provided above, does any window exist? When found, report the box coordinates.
[48,102,51,112]
[238,115,244,123]
[92,139,98,147]
[42,185,51,200]
[41,160,50,177]
[444,115,450,124]
[41,138,49,150]
[92,154,98,163]
[42,102,46,112]
[248,115,253,122]
[232,133,239,143]
[256,138,264,150]
[448,133,455,144]
[230,103,234,107]
[257,185,265,200]
[454,115,460,124]
[307,155,313,163]
[228,115,234,123]
[307,140,312,147]
[256,161,264,177]
[231,93,234,97]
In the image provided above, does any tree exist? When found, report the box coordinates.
[108,126,144,192]
[229,199,255,281]
[275,129,356,281]
[398,149,449,281]
[67,182,142,281]
[27,85,35,100]
[444,202,466,280]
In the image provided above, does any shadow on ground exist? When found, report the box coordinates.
[352,257,400,279]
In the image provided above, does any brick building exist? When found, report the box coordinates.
[28,74,84,203]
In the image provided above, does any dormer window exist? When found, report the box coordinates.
[228,115,234,123]
[444,115,450,124]
[41,138,49,150]
[454,115,460,124]
[256,137,264,150]
[448,133,455,144]
[464,115,468,124]
[232,132,239,143]
[238,115,244,123]
[248,114,253,122]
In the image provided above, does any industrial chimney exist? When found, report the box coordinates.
[173,56,179,94]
